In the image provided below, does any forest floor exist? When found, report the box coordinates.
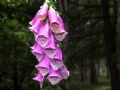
[72,74,111,90]
[80,79,110,90]
[95,86,110,90]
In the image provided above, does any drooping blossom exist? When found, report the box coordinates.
[54,14,68,41]
[44,34,56,58]
[48,7,61,34]
[29,19,44,36]
[29,10,39,26]
[59,65,69,79]
[38,3,48,21]
[29,1,69,87]
[36,21,50,48]
[31,42,43,61]
[50,48,63,70]
[33,72,44,88]
[35,55,50,76]
[47,70,62,85]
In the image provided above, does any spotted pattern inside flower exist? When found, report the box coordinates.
[45,48,56,58]
[51,22,60,33]
[37,36,48,47]
[35,54,43,61]
[55,33,65,41]
[32,51,43,61]
[60,66,69,79]
[50,59,62,70]
[39,67,49,76]
[48,77,61,85]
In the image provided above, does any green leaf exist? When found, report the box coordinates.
[45,0,50,4]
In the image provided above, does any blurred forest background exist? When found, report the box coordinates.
[0,0,120,90]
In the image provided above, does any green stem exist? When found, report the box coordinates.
[45,0,56,9]
[45,0,50,4]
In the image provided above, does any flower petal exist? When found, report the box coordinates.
[38,3,48,21]
[59,65,69,79]
[35,56,50,76]
[47,70,62,85]
[50,48,63,70]
[48,7,61,34]
[44,34,56,58]
[36,22,50,47]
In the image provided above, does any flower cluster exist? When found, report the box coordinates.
[29,2,69,88]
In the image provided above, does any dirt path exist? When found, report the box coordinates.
[95,86,110,90]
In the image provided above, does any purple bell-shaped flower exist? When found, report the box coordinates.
[44,34,56,58]
[50,48,63,70]
[54,14,68,41]
[38,2,48,21]
[33,72,44,88]
[47,70,62,85]
[59,65,69,79]
[29,19,44,36]
[31,42,43,61]
[48,7,61,34]
[36,21,50,48]
[29,10,39,26]
[35,55,50,76]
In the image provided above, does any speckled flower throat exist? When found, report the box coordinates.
[28,0,69,88]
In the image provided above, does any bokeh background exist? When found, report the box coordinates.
[0,0,120,90]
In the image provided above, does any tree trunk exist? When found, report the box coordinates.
[90,60,98,84]
[80,59,85,82]
[106,63,110,79]
[97,60,101,77]
[100,0,120,90]
[13,63,19,90]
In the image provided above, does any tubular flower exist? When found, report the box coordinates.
[29,19,44,35]
[44,34,56,58]
[47,70,62,85]
[35,55,50,76]
[33,72,44,88]
[31,42,43,61]
[38,3,48,21]
[59,65,69,79]
[50,48,63,70]
[54,14,68,41]
[36,21,50,48]
[29,10,39,26]
[28,1,69,87]
[48,7,61,34]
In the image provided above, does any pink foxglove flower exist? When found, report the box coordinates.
[29,10,39,26]
[29,19,44,35]
[47,70,62,85]
[29,1,69,87]
[38,3,48,21]
[29,5,43,25]
[35,56,50,76]
[54,14,68,41]
[48,7,61,34]
[50,48,63,70]
[31,43,43,61]
[44,34,56,58]
[36,21,50,48]
[59,65,69,79]
[54,29,68,41]
[33,72,44,88]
